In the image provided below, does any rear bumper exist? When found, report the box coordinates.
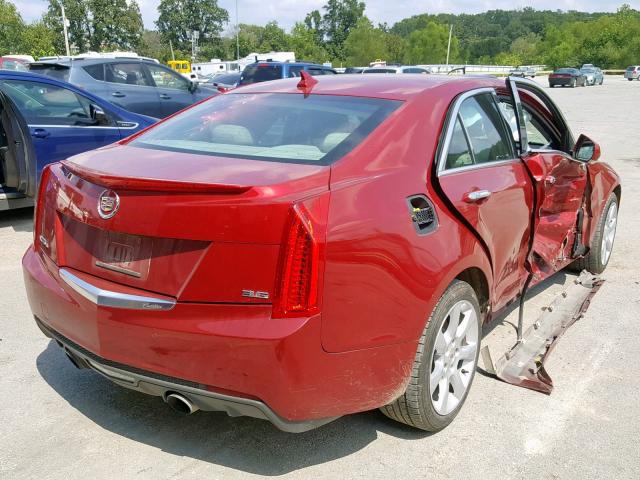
[549,78,574,86]
[36,318,333,433]
[23,246,414,429]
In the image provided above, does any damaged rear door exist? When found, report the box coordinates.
[502,78,588,278]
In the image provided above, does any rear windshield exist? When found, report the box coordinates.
[556,68,576,74]
[239,65,283,85]
[131,93,401,165]
[628,66,637,71]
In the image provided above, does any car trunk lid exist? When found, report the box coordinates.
[39,144,330,304]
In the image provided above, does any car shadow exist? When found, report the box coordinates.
[36,342,433,475]
[0,206,34,233]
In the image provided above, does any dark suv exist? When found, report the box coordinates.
[239,62,336,86]
[29,58,217,118]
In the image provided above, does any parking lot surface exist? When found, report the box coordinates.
[1,76,639,479]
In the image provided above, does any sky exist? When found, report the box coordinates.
[20,0,640,32]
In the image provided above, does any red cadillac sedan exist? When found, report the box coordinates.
[23,74,620,433]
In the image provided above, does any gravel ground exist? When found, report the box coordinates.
[1,76,638,480]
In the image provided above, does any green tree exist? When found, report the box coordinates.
[343,18,388,66]
[406,22,459,64]
[20,21,57,58]
[259,21,289,52]
[88,0,143,50]
[305,0,365,60]
[156,0,229,51]
[0,0,26,55]
[289,22,329,63]
[44,0,91,53]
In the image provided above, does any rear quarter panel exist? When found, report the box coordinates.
[322,90,492,353]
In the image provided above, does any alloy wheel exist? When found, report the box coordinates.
[429,300,479,416]
[600,202,618,266]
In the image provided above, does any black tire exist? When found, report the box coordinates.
[380,280,481,432]
[628,78,633,81]
[570,193,618,274]
[570,79,576,88]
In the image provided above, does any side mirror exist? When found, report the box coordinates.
[90,104,109,125]
[573,134,601,162]
[188,81,197,93]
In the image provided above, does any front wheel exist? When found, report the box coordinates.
[571,194,618,274]
[380,280,481,431]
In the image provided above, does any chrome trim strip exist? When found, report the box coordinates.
[59,268,175,310]
[29,124,123,130]
[438,158,520,176]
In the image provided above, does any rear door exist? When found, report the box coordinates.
[0,90,36,198]
[104,62,162,117]
[436,89,534,309]
[144,63,196,117]
[0,78,122,181]
[502,79,588,276]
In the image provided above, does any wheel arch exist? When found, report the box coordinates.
[454,267,490,321]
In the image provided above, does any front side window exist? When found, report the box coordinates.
[1,79,102,126]
[105,63,151,86]
[498,100,555,151]
[146,64,189,90]
[131,93,401,165]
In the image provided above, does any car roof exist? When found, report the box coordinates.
[33,57,157,67]
[229,74,503,101]
[248,61,329,68]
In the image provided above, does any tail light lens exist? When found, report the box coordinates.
[33,165,57,262]
[273,194,329,318]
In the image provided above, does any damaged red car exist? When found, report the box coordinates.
[22,74,620,433]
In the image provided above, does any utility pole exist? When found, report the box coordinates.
[60,2,71,57]
[446,24,453,66]
[235,0,240,61]
[169,39,175,61]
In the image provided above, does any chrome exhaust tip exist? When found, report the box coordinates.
[165,392,199,415]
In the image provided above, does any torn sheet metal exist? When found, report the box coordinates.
[482,271,604,394]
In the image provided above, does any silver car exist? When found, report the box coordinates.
[625,66,640,81]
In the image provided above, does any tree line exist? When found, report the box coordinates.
[1,0,639,69]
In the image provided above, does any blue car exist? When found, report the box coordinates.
[0,71,155,211]
[239,62,337,86]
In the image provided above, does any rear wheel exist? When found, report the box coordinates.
[571,193,618,274]
[380,280,481,431]
[570,79,576,88]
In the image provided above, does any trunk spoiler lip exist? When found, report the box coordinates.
[60,160,252,194]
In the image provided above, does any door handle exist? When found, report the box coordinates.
[464,190,492,203]
[111,91,126,98]
[545,175,556,185]
[159,94,171,99]
[31,128,50,139]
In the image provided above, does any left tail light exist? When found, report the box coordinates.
[273,193,329,318]
[33,165,57,263]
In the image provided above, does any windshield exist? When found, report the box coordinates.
[131,93,401,165]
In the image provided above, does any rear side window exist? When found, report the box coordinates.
[83,64,104,81]
[131,93,401,165]
[444,94,513,170]
[240,65,283,85]
[287,66,304,78]
[105,63,151,86]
